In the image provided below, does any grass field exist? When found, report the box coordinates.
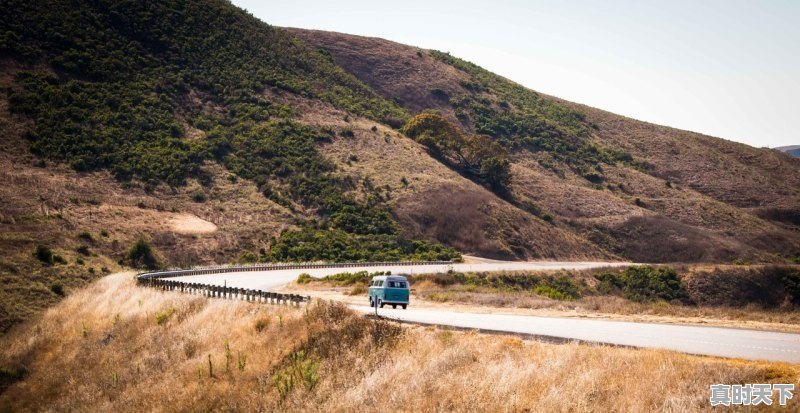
[1,272,797,412]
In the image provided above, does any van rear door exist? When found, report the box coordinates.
[385,280,409,303]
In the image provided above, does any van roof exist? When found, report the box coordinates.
[371,275,408,281]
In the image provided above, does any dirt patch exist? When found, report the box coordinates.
[169,214,217,234]
[393,181,608,260]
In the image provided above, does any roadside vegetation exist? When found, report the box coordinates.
[295,265,800,330]
[1,272,796,411]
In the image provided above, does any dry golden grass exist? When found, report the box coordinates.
[2,272,797,412]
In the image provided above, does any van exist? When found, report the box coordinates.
[368,275,410,309]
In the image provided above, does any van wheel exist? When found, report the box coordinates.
[402,304,407,309]
[369,298,374,307]
[392,304,397,309]
[379,299,385,308]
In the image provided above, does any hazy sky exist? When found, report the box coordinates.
[233,0,799,148]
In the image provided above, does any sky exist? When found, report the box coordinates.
[232,0,799,148]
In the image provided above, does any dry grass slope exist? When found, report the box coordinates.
[1,273,798,412]
[290,28,800,264]
[263,85,608,260]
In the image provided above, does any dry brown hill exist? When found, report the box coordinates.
[289,28,800,264]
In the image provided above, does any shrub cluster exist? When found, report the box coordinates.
[268,229,460,263]
[402,111,512,192]
[429,50,642,181]
[595,266,689,303]
[297,270,391,286]
[417,271,583,300]
[126,239,160,270]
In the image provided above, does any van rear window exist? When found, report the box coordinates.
[388,281,407,288]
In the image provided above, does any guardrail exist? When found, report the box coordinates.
[136,260,457,307]
[139,277,309,306]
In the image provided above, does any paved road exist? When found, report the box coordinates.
[174,261,630,290]
[356,306,800,363]
[173,262,800,363]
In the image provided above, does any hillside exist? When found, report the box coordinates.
[777,146,800,158]
[290,28,800,263]
[0,0,799,331]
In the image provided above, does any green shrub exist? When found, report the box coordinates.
[533,285,573,301]
[595,266,688,303]
[155,308,176,326]
[781,269,800,305]
[127,239,160,270]
[239,251,257,264]
[296,273,313,284]
[319,270,389,286]
[273,350,319,398]
[539,276,581,300]
[100,229,109,237]
[33,245,53,265]
[50,283,65,296]
[77,231,93,241]
[75,245,90,256]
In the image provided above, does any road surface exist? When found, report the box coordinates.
[173,262,800,363]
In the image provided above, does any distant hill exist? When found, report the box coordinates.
[290,28,800,262]
[776,145,800,157]
[1,0,799,330]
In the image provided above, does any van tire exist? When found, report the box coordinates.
[392,304,397,309]
[379,299,384,308]
[369,297,374,307]
[402,304,407,309]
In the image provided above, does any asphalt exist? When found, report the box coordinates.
[173,262,800,363]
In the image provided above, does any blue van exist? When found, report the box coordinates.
[368,275,410,309]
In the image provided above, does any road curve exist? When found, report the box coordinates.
[173,262,800,363]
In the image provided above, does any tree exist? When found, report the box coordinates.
[479,157,512,191]
[402,111,512,192]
